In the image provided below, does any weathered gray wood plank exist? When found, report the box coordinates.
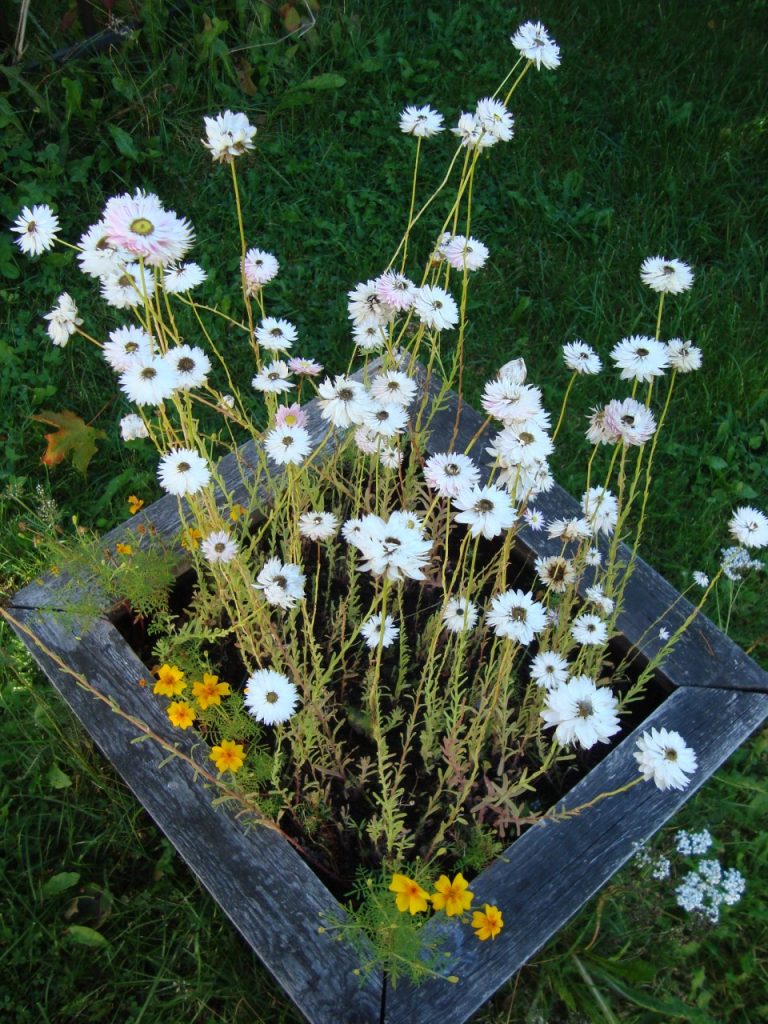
[8,605,382,1024]
[385,684,768,1024]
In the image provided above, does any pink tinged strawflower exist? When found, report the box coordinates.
[12,204,60,255]
[103,189,193,267]
[157,448,210,496]
[374,270,415,311]
[203,110,257,163]
[634,727,698,790]
[640,256,694,294]
[287,357,323,377]
[275,402,308,428]
[442,234,490,272]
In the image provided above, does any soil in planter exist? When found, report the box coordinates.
[110,531,671,903]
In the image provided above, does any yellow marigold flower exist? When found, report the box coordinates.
[210,739,245,773]
[167,701,196,730]
[181,527,203,550]
[127,494,144,515]
[229,503,248,522]
[115,542,133,556]
[153,663,187,697]
[192,672,231,709]
[472,904,504,941]
[430,873,474,917]
[389,873,430,915]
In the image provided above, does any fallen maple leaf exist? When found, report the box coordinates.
[32,410,106,474]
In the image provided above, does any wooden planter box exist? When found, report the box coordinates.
[8,377,768,1024]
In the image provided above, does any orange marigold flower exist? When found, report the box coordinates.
[389,873,430,915]
[127,494,144,515]
[192,673,231,709]
[472,904,504,941]
[181,527,203,550]
[153,663,187,697]
[210,739,245,773]
[229,503,248,522]
[167,701,196,730]
[431,873,474,917]
[115,542,133,556]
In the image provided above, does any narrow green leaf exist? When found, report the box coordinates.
[47,764,72,790]
[64,925,109,948]
[107,124,140,161]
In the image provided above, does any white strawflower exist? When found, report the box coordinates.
[317,376,374,428]
[475,97,514,143]
[244,669,299,725]
[255,317,297,352]
[352,319,388,351]
[499,358,528,384]
[298,511,338,542]
[379,446,403,469]
[666,338,702,373]
[252,360,294,394]
[119,413,149,441]
[487,589,547,645]
[535,555,577,594]
[243,248,279,291]
[164,261,207,293]
[369,370,418,408]
[523,507,545,531]
[412,284,459,331]
[201,530,238,564]
[100,265,155,308]
[581,486,619,535]
[165,344,211,390]
[253,557,305,609]
[43,293,82,347]
[442,596,478,634]
[441,233,490,272]
[729,506,768,549]
[563,340,601,375]
[399,104,444,138]
[203,110,257,163]
[481,379,544,425]
[634,727,698,790]
[610,335,669,383]
[529,650,570,689]
[640,256,694,294]
[103,325,152,372]
[511,21,561,70]
[347,279,393,326]
[349,511,432,582]
[603,397,657,446]
[120,355,177,406]
[360,612,400,649]
[548,517,590,542]
[453,485,517,540]
[362,401,408,439]
[77,220,127,278]
[487,422,554,467]
[451,111,490,149]
[157,448,210,496]
[264,424,312,466]
[12,204,60,255]
[571,612,609,646]
[541,676,620,749]
[584,584,615,616]
[374,270,416,312]
[423,452,480,500]
[692,570,710,587]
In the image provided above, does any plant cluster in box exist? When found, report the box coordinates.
[12,17,768,979]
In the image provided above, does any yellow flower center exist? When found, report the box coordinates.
[130,217,155,236]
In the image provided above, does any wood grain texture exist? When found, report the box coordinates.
[385,684,768,1024]
[8,374,768,1024]
[9,606,382,1024]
